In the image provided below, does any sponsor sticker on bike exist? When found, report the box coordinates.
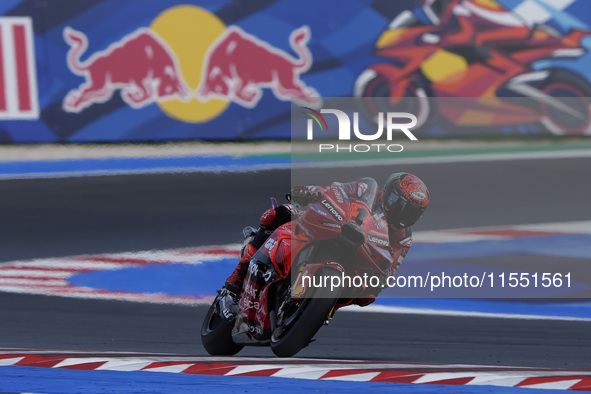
[321,221,342,229]
[264,238,277,251]
[319,198,344,222]
[399,237,413,248]
[367,234,389,248]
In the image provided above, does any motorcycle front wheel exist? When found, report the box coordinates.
[200,298,244,356]
[536,69,591,135]
[270,267,342,357]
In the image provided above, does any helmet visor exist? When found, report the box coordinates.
[385,192,426,229]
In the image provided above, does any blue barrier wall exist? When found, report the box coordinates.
[1,0,591,142]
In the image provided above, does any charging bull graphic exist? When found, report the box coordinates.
[63,27,190,112]
[196,25,320,108]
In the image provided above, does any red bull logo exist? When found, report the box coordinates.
[63,27,190,112]
[196,25,320,108]
[62,5,321,123]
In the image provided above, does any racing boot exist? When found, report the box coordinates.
[219,236,257,320]
[223,236,258,295]
[222,206,281,293]
[221,203,292,305]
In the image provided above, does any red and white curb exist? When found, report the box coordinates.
[1,352,590,391]
[413,220,591,243]
[0,221,589,304]
[0,245,241,304]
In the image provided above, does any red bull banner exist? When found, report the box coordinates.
[2,0,591,142]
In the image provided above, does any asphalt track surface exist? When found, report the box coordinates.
[1,157,590,369]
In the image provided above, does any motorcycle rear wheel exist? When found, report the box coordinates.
[201,300,244,356]
[356,70,431,132]
[270,268,342,357]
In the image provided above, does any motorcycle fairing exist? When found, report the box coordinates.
[232,178,397,344]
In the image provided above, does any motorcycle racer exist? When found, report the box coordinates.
[218,173,430,320]
[421,0,532,49]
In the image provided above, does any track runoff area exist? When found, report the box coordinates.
[1,143,591,393]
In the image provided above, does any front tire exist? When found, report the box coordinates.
[200,300,244,356]
[270,268,341,357]
[536,69,591,135]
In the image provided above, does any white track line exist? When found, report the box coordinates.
[343,304,591,322]
[1,148,591,180]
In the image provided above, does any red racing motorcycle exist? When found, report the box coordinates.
[201,179,394,357]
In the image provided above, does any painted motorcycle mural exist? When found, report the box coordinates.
[354,0,591,135]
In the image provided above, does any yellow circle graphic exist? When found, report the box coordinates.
[150,5,229,123]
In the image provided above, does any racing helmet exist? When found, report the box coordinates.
[423,0,454,24]
[381,173,430,230]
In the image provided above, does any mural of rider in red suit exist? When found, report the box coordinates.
[422,0,532,49]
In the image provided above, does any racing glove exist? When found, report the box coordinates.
[251,205,292,249]
[290,186,323,207]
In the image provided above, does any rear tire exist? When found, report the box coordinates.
[200,301,244,356]
[355,69,432,132]
[270,268,341,357]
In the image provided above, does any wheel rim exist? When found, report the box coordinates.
[540,82,591,135]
